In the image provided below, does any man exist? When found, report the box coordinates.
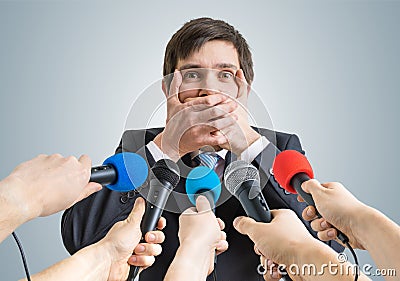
[62,17,343,281]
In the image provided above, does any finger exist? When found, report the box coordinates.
[297,195,305,202]
[182,206,197,215]
[302,205,318,221]
[254,245,261,255]
[128,255,155,268]
[134,243,162,256]
[235,69,248,99]
[216,218,225,230]
[265,269,282,281]
[168,69,182,98]
[78,154,92,170]
[301,179,323,196]
[185,93,228,107]
[145,230,165,244]
[205,132,229,147]
[77,155,91,183]
[126,197,146,224]
[266,260,284,281]
[317,228,338,242]
[310,218,332,232]
[202,101,237,119]
[216,240,229,255]
[207,114,238,131]
[233,216,257,235]
[219,230,227,241]
[196,195,212,212]
[157,217,166,230]
[71,182,102,206]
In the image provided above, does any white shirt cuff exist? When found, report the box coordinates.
[146,141,171,162]
[240,136,270,163]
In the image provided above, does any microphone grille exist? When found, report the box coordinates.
[151,159,180,187]
[224,160,259,195]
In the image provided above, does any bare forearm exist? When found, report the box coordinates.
[353,206,400,278]
[164,243,210,281]
[19,243,111,281]
[291,241,370,281]
[0,178,32,242]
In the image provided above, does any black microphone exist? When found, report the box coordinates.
[127,159,180,281]
[224,160,271,223]
[224,160,292,281]
[90,152,148,192]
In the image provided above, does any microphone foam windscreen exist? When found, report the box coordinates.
[224,160,260,195]
[186,166,221,206]
[272,150,314,194]
[151,159,180,187]
[103,152,148,192]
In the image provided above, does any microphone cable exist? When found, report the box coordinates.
[12,231,31,281]
[344,241,359,281]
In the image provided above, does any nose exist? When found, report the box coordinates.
[199,73,218,97]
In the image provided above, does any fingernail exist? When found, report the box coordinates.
[130,256,137,262]
[272,271,279,278]
[321,221,328,228]
[136,245,145,253]
[327,229,335,238]
[306,208,314,217]
[147,233,156,242]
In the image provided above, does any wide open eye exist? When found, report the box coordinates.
[218,71,234,81]
[182,71,202,82]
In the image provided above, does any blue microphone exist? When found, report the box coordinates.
[186,166,221,208]
[90,152,148,192]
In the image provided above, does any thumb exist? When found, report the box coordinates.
[70,182,102,208]
[195,195,212,213]
[126,197,146,225]
[301,179,324,197]
[233,216,257,235]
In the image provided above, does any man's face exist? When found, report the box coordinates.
[174,40,241,103]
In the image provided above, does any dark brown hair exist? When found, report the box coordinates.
[163,17,254,84]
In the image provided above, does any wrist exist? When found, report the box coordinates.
[153,132,181,161]
[179,238,214,258]
[235,127,261,156]
[351,204,385,249]
[0,176,39,224]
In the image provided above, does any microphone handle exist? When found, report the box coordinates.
[89,165,116,185]
[236,180,271,223]
[291,173,349,244]
[236,181,292,280]
[127,179,173,281]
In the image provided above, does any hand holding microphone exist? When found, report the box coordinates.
[272,150,351,246]
[185,166,228,256]
[300,180,367,250]
[1,154,102,227]
[164,196,227,281]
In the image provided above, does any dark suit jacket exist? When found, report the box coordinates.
[61,127,343,281]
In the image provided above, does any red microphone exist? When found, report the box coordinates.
[272,150,316,208]
[272,150,349,244]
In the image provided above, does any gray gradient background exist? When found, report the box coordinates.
[0,0,399,280]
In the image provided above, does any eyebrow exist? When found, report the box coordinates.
[179,63,238,71]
